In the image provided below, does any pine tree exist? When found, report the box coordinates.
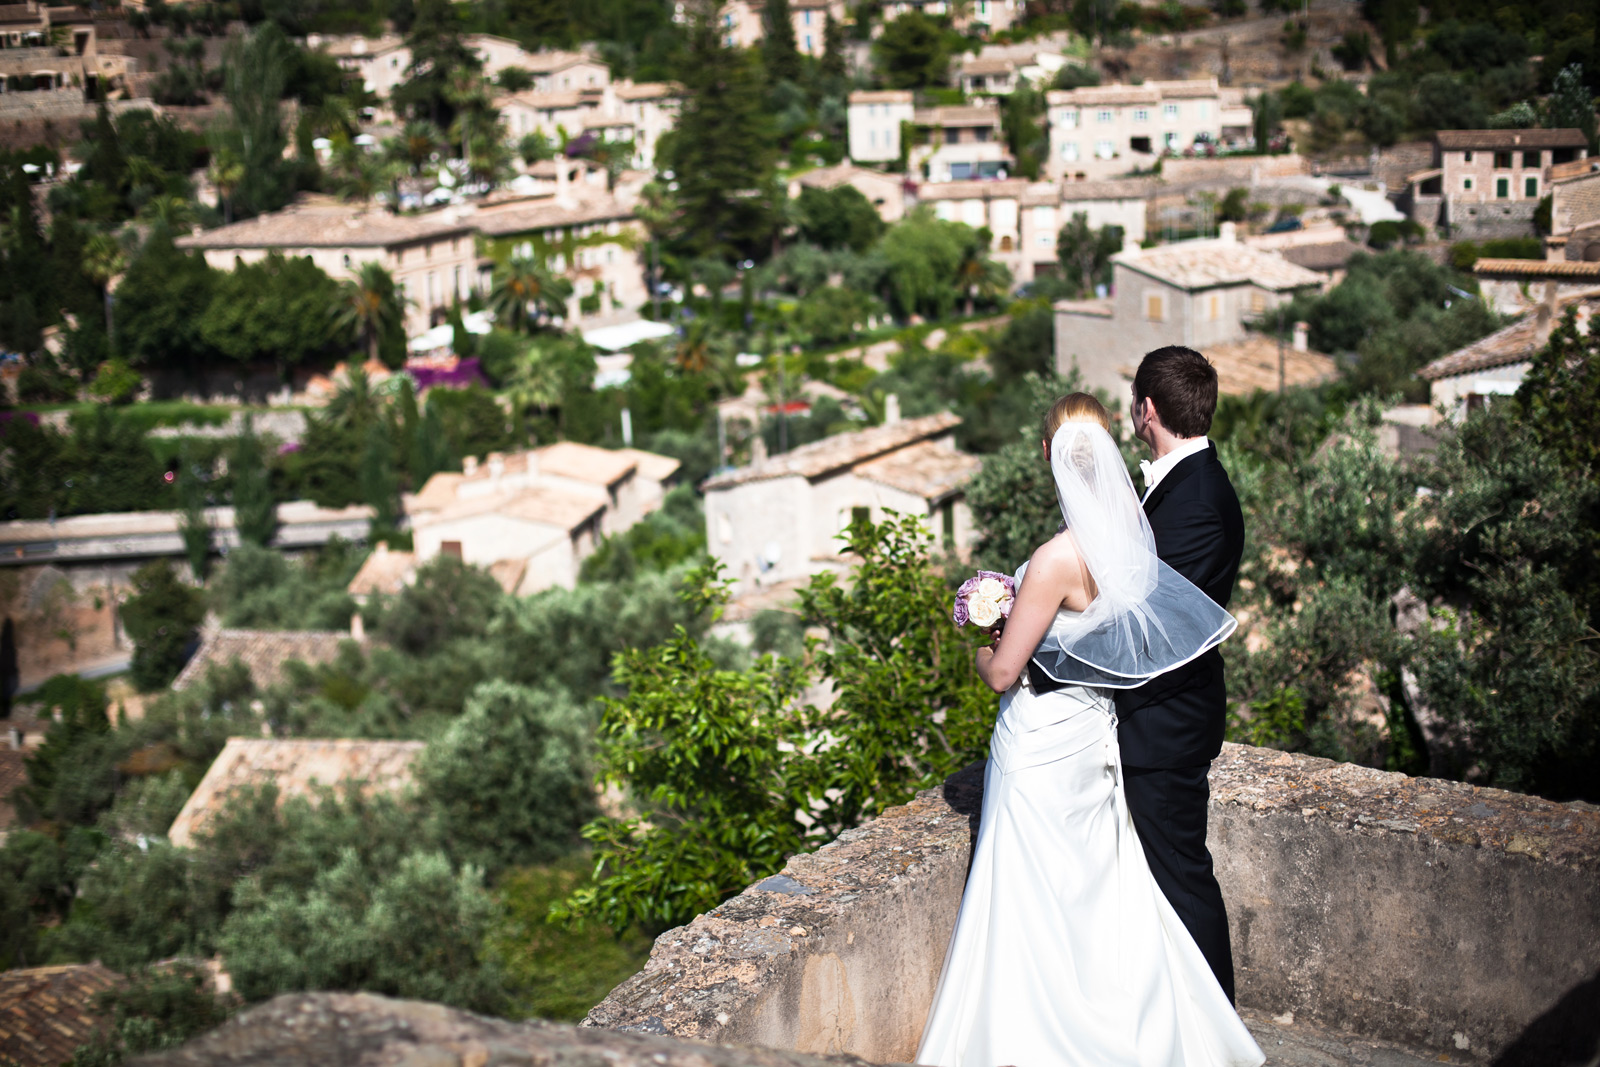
[762,0,801,84]
[360,418,400,535]
[821,13,847,79]
[232,417,278,549]
[1545,63,1597,150]
[666,1,781,261]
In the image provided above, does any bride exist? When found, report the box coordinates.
[916,394,1264,1067]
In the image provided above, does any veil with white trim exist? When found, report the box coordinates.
[1027,421,1235,689]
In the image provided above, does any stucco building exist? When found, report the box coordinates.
[1404,128,1588,240]
[911,101,1009,183]
[498,80,680,170]
[702,410,981,590]
[1045,79,1249,181]
[847,89,914,164]
[789,162,908,223]
[1053,226,1325,397]
[176,199,477,337]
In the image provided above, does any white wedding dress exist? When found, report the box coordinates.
[916,597,1265,1067]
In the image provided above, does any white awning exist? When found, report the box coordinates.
[582,318,676,352]
[408,324,454,352]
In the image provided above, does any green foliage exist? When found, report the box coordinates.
[1449,237,1543,270]
[0,828,105,968]
[418,680,597,874]
[18,676,116,827]
[580,485,706,583]
[121,560,205,691]
[220,848,503,1011]
[879,208,984,320]
[873,12,956,89]
[1517,304,1600,478]
[209,542,361,630]
[69,964,234,1067]
[798,513,992,826]
[557,562,814,931]
[1,407,172,520]
[176,444,213,581]
[1055,212,1123,298]
[231,418,279,548]
[793,185,887,253]
[1546,63,1596,148]
[199,254,343,374]
[89,360,143,405]
[217,25,299,218]
[484,859,652,1022]
[376,555,504,657]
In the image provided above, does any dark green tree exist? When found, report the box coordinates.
[761,0,801,83]
[820,13,846,79]
[120,560,205,691]
[793,185,886,252]
[177,444,213,582]
[664,2,780,261]
[1055,212,1123,297]
[359,418,400,534]
[873,12,952,89]
[232,417,279,548]
[199,254,343,376]
[1546,63,1597,148]
[218,24,297,217]
[393,0,483,126]
[115,231,218,374]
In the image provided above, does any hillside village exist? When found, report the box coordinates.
[3,0,1600,1062]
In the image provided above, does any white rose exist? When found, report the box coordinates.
[967,595,1002,629]
[976,577,1008,602]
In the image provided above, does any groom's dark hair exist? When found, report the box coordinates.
[1134,346,1218,438]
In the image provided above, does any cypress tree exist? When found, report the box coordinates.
[762,0,801,84]
[232,417,278,549]
[667,1,781,261]
[821,13,847,79]
[177,444,213,582]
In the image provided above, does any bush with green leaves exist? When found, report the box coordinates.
[121,560,206,691]
[209,541,362,631]
[418,680,597,875]
[69,964,235,1067]
[579,484,706,583]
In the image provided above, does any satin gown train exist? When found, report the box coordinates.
[915,667,1264,1067]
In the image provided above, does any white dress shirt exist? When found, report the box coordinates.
[1139,436,1211,503]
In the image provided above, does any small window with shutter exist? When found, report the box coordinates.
[1145,293,1165,322]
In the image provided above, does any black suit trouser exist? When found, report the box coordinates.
[1121,762,1236,1004]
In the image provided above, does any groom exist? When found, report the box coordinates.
[1118,345,1245,1003]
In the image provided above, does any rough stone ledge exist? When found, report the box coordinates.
[1209,743,1600,867]
[588,743,1600,1066]
[134,992,903,1067]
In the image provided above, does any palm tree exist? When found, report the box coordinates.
[334,263,407,365]
[487,256,573,333]
[507,343,563,425]
[208,147,245,225]
[138,195,198,233]
[82,232,126,347]
[325,364,382,431]
[955,242,1011,318]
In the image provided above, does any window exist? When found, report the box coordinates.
[1133,108,1150,122]
[1145,292,1165,321]
[1095,139,1114,159]
[1463,177,1475,191]
[950,162,973,179]
[1097,109,1113,123]
[1523,150,1540,168]
[341,253,352,269]
[1249,291,1266,313]
[869,129,878,148]
[1207,294,1221,321]
[852,506,871,528]
[804,33,812,49]
[1163,103,1179,121]
[1062,141,1079,161]
[941,500,955,547]
[804,9,812,23]
[1462,150,1473,163]
[718,513,732,544]
[1525,176,1539,198]
[1493,151,1512,169]
[1495,176,1510,199]
[1198,101,1211,120]
[1059,109,1078,128]
[441,541,463,559]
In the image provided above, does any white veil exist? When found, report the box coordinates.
[1028,421,1236,689]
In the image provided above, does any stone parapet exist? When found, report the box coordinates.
[133,992,898,1067]
[588,743,1600,1065]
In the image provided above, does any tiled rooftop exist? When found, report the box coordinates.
[538,440,642,486]
[1435,128,1588,150]
[1203,334,1340,395]
[177,200,472,251]
[913,104,1001,127]
[614,81,680,100]
[346,543,418,598]
[167,737,425,847]
[616,448,683,484]
[855,440,982,501]
[411,484,606,532]
[1471,257,1600,279]
[471,195,635,237]
[0,964,123,1067]
[792,163,901,190]
[702,412,962,490]
[914,178,1031,200]
[1279,239,1362,273]
[1058,177,1160,201]
[171,628,357,693]
[1116,237,1327,292]
[1418,293,1600,381]
[849,89,913,104]
[960,57,1016,75]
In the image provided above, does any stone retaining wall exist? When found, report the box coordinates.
[587,743,1600,1065]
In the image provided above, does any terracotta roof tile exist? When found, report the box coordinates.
[614,81,681,100]
[914,104,1001,127]
[167,737,424,847]
[616,448,683,483]
[960,57,1016,76]
[914,178,1031,200]
[1417,292,1600,381]
[1279,239,1362,272]
[470,196,635,237]
[793,163,903,190]
[855,440,982,501]
[1203,334,1339,394]
[171,629,358,693]
[0,964,124,1067]
[1116,237,1326,292]
[1471,257,1600,279]
[702,412,962,490]
[1058,177,1160,201]
[536,441,640,486]
[849,90,914,104]
[177,200,471,252]
[346,545,418,598]
[411,484,605,532]
[1436,129,1588,150]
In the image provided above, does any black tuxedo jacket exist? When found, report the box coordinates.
[1026,443,1245,768]
[1113,443,1244,768]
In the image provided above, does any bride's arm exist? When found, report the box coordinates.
[975,538,1088,693]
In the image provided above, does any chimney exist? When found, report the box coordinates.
[1219,221,1238,243]
[1292,321,1308,352]
[885,393,902,426]
[350,612,365,641]
[463,455,479,476]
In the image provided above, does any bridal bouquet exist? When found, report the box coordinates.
[953,571,1015,631]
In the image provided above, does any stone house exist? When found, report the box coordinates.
[167,737,424,847]
[1052,176,1155,248]
[685,0,846,54]
[956,57,1018,96]
[499,81,680,170]
[0,2,136,104]
[404,442,680,594]
[312,33,411,100]
[175,199,478,337]
[911,101,1009,183]
[1545,161,1600,261]
[469,192,647,325]
[847,90,915,164]
[172,626,362,693]
[701,410,981,590]
[1418,290,1600,419]
[1404,128,1588,239]
[1045,79,1249,182]
[462,35,611,91]
[879,0,1020,34]
[916,178,1058,284]
[1053,226,1325,397]
[788,162,908,223]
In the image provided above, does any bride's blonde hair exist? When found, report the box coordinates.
[1042,393,1113,440]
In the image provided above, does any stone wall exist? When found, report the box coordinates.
[587,743,1600,1065]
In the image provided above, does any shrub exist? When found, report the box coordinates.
[120,560,204,691]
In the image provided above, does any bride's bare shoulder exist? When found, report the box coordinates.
[1027,530,1083,576]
